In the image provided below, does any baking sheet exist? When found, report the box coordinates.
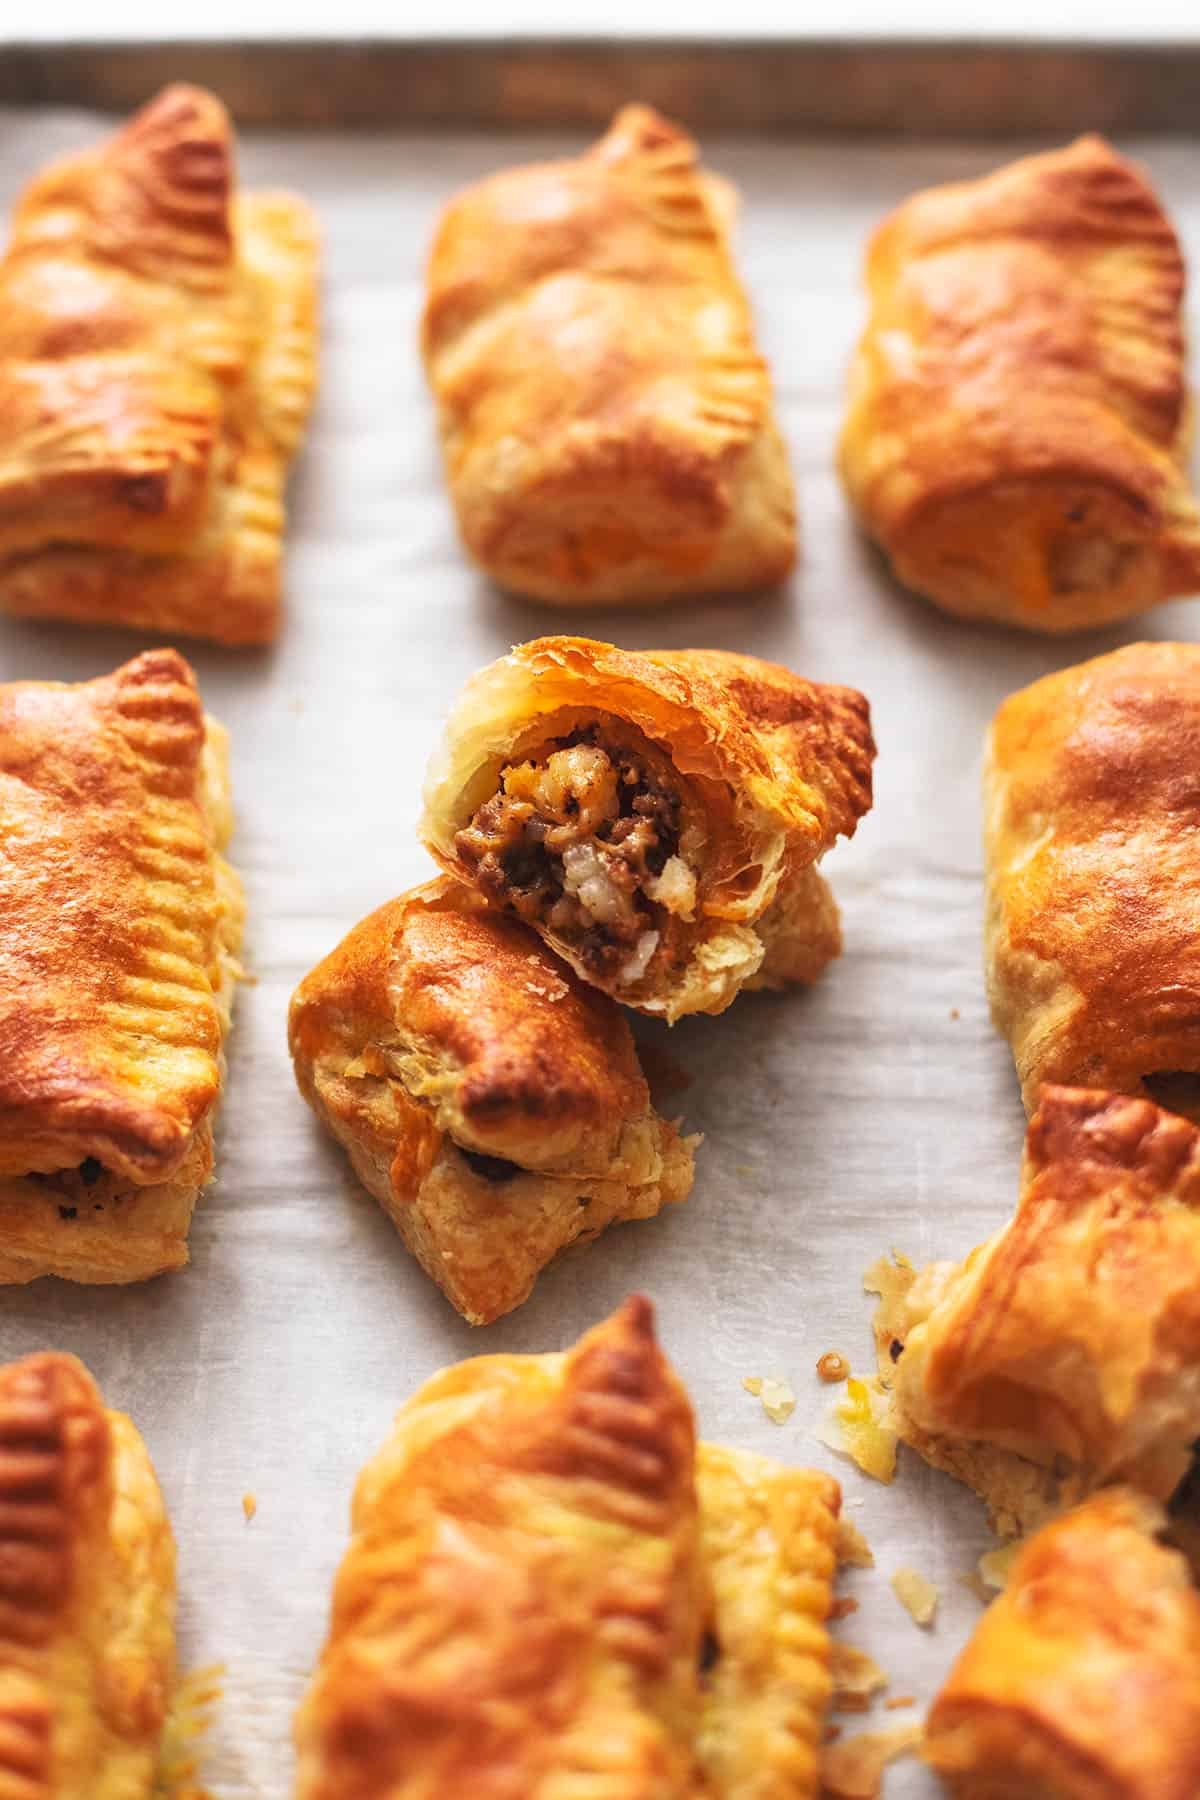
[0,109,1197,1797]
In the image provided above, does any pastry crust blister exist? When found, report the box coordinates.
[422,105,796,605]
[0,83,318,644]
[873,1085,1200,1534]
[288,878,696,1323]
[0,648,244,1282]
[924,1489,1200,1799]
[421,636,874,1022]
[985,641,1200,1113]
[840,135,1200,631]
[293,1298,842,1800]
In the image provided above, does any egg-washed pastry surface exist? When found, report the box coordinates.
[288,878,695,1324]
[924,1488,1200,1799]
[0,82,318,644]
[0,1350,207,1799]
[986,641,1200,1116]
[293,1296,842,1799]
[421,636,874,1022]
[0,648,244,1283]
[840,135,1200,632]
[422,104,795,606]
[872,1086,1200,1536]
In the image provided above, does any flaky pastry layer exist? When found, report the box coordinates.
[840,135,1200,632]
[422,105,795,605]
[293,1297,841,1799]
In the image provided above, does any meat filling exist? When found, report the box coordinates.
[454,728,696,981]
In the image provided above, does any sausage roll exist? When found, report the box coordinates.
[293,1296,842,1799]
[874,1086,1200,1533]
[924,1488,1200,1799]
[421,637,875,1021]
[422,105,796,605]
[288,879,696,1324]
[0,649,244,1283]
[986,641,1200,1116]
[0,83,318,644]
[840,136,1200,632]
[0,1350,204,1799]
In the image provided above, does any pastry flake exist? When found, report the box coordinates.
[421,635,875,1021]
[985,641,1200,1112]
[0,1350,188,1799]
[875,1085,1200,1529]
[288,878,696,1324]
[293,1297,842,1799]
[422,105,796,605]
[923,1489,1200,1798]
[839,135,1200,632]
[0,83,318,644]
[0,648,244,1282]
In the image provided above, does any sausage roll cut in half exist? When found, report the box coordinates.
[0,1351,211,1799]
[0,650,244,1283]
[288,879,696,1324]
[421,637,875,1021]
[924,1489,1200,1800]
[840,136,1200,632]
[986,642,1200,1116]
[0,83,318,643]
[294,1297,843,1800]
[872,1087,1200,1535]
[422,105,796,605]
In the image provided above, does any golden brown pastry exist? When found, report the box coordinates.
[0,1350,204,1799]
[288,878,695,1324]
[873,1085,1200,1534]
[0,648,244,1283]
[0,83,318,644]
[924,1488,1200,1798]
[840,136,1200,632]
[985,642,1200,1115]
[421,636,875,1021]
[293,1296,842,1799]
[422,105,795,605]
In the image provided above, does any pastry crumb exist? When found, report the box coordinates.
[743,1374,796,1423]
[837,1517,875,1569]
[820,1723,922,1797]
[242,1492,257,1523]
[830,1642,888,1711]
[978,1539,1021,1591]
[830,1595,860,1621]
[885,1694,916,1710]
[742,1375,763,1395]
[949,1006,960,1020]
[818,1375,897,1483]
[817,1350,850,1383]
[891,1567,938,1626]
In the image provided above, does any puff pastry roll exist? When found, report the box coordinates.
[840,136,1200,632]
[288,878,695,1324]
[293,1296,842,1799]
[422,105,796,605]
[0,83,318,644]
[0,648,244,1283]
[421,636,875,1020]
[986,641,1200,1115]
[874,1085,1200,1532]
[0,1350,205,1799]
[924,1488,1200,1798]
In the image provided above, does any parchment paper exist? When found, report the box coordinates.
[0,108,1197,1797]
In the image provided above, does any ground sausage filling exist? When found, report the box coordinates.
[454,726,697,983]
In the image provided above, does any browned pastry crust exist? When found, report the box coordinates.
[874,1086,1200,1533]
[421,636,874,1021]
[924,1488,1200,1798]
[422,105,796,605]
[985,641,1200,1113]
[0,83,318,644]
[288,878,695,1324]
[0,648,244,1282]
[293,1297,842,1799]
[839,136,1200,632]
[0,1351,180,1798]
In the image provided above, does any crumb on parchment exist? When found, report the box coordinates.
[817,1375,898,1483]
[820,1723,922,1797]
[743,1374,796,1423]
[885,1694,916,1710]
[817,1350,850,1383]
[242,1493,257,1523]
[830,1642,888,1712]
[837,1516,875,1569]
[891,1567,938,1627]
